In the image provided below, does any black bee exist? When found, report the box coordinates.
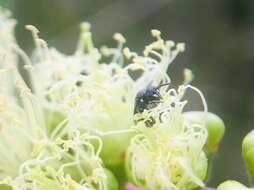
[76,70,89,86]
[134,83,170,127]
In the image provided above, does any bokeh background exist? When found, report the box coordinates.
[1,0,254,188]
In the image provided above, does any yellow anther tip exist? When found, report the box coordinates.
[123,47,132,59]
[25,25,39,33]
[151,29,161,37]
[133,57,146,65]
[113,33,126,43]
[100,46,110,56]
[176,43,185,52]
[183,68,194,82]
[80,22,91,32]
[166,40,175,48]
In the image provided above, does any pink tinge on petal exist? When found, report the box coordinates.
[124,183,144,190]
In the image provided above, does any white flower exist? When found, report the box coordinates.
[0,6,212,190]
[126,83,208,190]
[18,23,185,167]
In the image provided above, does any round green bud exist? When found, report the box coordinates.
[104,168,119,190]
[217,180,254,190]
[184,111,225,156]
[100,133,133,167]
[242,129,254,182]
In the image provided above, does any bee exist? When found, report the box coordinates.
[76,70,89,86]
[134,83,170,127]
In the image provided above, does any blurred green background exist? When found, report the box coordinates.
[1,0,254,188]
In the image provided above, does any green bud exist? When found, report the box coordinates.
[242,129,254,183]
[0,184,12,190]
[100,133,133,167]
[217,180,254,190]
[184,111,225,156]
[125,97,209,189]
[104,168,119,190]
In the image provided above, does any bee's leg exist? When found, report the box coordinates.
[145,117,156,128]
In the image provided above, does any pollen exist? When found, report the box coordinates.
[184,68,194,83]
[133,57,146,65]
[25,24,39,34]
[165,40,175,48]
[113,33,126,44]
[151,29,161,38]
[80,22,91,32]
[123,47,132,59]
[176,42,185,52]
[100,46,110,56]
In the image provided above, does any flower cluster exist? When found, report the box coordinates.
[22,22,187,170]
[0,8,114,190]
[0,6,229,190]
[125,73,209,189]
